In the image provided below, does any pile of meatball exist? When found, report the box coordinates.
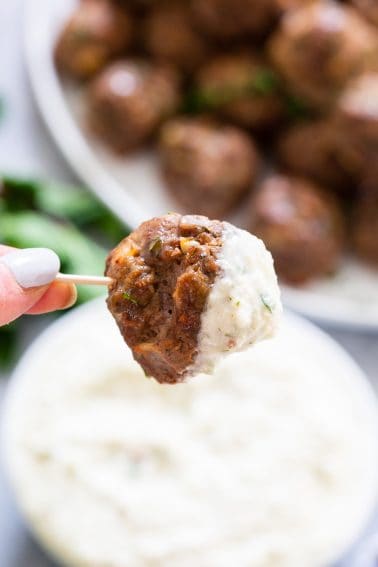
[55,0,378,284]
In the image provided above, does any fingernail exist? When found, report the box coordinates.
[0,248,60,288]
[64,284,78,309]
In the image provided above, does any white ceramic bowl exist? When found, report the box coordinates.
[3,300,378,567]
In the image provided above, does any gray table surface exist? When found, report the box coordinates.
[1,2,378,565]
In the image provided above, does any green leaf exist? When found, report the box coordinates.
[0,322,19,369]
[0,211,107,304]
[0,176,127,244]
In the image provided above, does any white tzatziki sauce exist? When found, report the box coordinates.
[5,303,378,567]
[192,222,282,375]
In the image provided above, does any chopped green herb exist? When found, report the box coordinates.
[182,67,279,115]
[260,294,274,313]
[249,69,279,96]
[284,94,310,120]
[148,237,162,254]
[123,291,139,305]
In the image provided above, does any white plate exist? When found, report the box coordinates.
[24,0,378,330]
[3,300,378,566]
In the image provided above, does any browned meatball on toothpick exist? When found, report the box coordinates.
[159,119,259,217]
[106,213,281,384]
[143,3,210,73]
[249,175,344,284]
[55,0,133,80]
[268,0,377,109]
[87,60,180,153]
[194,53,285,131]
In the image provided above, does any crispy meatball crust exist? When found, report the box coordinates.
[143,3,210,73]
[268,1,377,109]
[195,53,285,131]
[105,214,224,384]
[87,60,180,153]
[55,0,132,80]
[249,175,344,284]
[159,118,259,217]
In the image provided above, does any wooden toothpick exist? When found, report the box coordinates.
[55,273,113,286]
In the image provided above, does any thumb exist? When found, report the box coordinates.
[0,248,61,325]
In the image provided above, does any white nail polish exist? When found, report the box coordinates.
[0,248,61,288]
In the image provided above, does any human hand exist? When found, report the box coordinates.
[0,246,77,326]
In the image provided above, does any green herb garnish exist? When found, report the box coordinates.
[249,69,279,96]
[148,237,162,254]
[260,294,274,313]
[123,291,139,305]
[284,94,310,121]
[182,68,280,114]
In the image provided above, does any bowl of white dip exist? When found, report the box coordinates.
[3,299,378,567]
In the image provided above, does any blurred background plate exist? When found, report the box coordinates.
[24,0,378,331]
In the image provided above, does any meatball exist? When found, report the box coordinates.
[275,0,318,11]
[249,175,344,283]
[87,60,180,153]
[143,3,210,73]
[192,0,280,41]
[195,53,285,131]
[106,213,281,383]
[277,119,354,193]
[55,0,132,80]
[352,168,378,266]
[268,1,377,108]
[159,119,259,217]
[351,0,378,27]
[335,73,378,184]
